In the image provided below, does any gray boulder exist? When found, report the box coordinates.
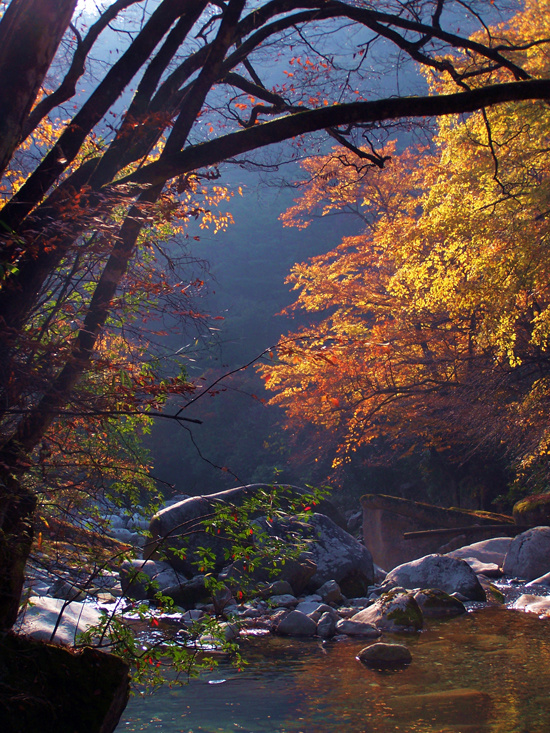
[317,611,338,638]
[503,526,550,581]
[447,537,512,567]
[382,554,486,602]
[273,609,317,636]
[119,560,186,600]
[255,513,374,596]
[335,618,380,637]
[316,579,343,605]
[351,589,423,632]
[147,484,345,576]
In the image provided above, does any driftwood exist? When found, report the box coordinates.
[403,525,533,540]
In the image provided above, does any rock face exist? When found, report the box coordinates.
[147,484,346,576]
[382,554,486,602]
[357,642,412,668]
[361,494,514,570]
[0,632,129,733]
[503,526,550,580]
[351,589,423,632]
[255,513,374,596]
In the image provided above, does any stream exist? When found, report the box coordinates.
[115,600,550,733]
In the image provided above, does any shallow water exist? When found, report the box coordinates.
[116,605,550,733]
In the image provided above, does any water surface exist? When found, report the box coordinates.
[116,606,550,733]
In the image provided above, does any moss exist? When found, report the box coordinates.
[513,492,550,516]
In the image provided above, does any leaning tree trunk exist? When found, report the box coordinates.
[0,0,77,177]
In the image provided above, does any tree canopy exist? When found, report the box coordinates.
[1,0,550,629]
[260,0,550,500]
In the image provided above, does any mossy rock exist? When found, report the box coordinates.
[513,493,550,526]
[413,588,466,618]
[351,588,423,632]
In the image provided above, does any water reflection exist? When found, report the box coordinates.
[116,607,550,733]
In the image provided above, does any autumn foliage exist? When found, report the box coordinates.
[260,0,550,495]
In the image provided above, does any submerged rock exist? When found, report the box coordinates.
[357,642,412,668]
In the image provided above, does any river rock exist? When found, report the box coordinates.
[413,588,466,618]
[526,571,550,588]
[502,526,550,580]
[447,537,512,566]
[316,579,343,604]
[273,609,317,636]
[382,554,486,601]
[14,596,103,646]
[147,484,346,576]
[268,594,298,608]
[162,575,211,609]
[335,618,380,637]
[351,588,423,632]
[317,611,338,638]
[511,594,550,616]
[357,642,412,668]
[119,560,186,600]
[255,513,374,596]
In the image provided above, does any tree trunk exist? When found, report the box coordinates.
[0,0,77,177]
[0,468,37,630]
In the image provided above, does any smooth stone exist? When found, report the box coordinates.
[316,579,343,604]
[526,571,550,588]
[273,610,317,636]
[357,642,412,668]
[268,594,298,608]
[503,526,550,580]
[317,611,337,638]
[335,618,380,637]
[382,554,486,602]
[512,594,550,616]
[457,557,502,578]
[14,597,103,646]
[266,580,295,597]
[447,537,512,566]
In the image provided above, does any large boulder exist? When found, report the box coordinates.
[503,526,550,580]
[146,484,345,576]
[446,537,512,567]
[0,633,129,733]
[381,554,486,602]
[351,589,423,632]
[14,597,103,646]
[254,513,374,596]
[119,560,186,600]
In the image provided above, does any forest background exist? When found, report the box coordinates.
[1,0,550,637]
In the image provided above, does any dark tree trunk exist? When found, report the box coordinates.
[0,0,77,177]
